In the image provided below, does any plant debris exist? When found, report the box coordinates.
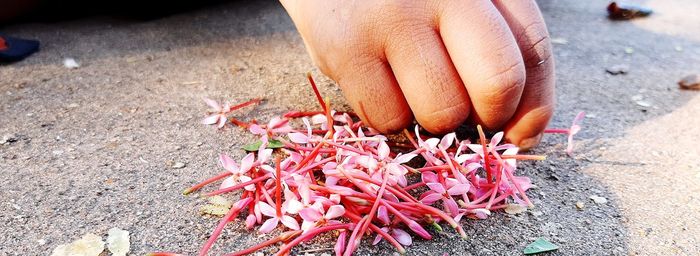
[523,238,559,255]
[200,196,233,216]
[678,74,700,90]
[107,228,130,256]
[607,2,653,20]
[606,64,629,75]
[152,74,584,255]
[51,233,104,256]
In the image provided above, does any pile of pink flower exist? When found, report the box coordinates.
[150,75,583,256]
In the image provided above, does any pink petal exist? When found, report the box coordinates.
[240,153,255,172]
[281,215,300,230]
[392,228,413,246]
[393,153,416,164]
[372,234,383,246]
[245,214,256,230]
[239,175,255,191]
[426,182,446,194]
[203,98,221,111]
[377,206,390,225]
[439,132,456,150]
[301,220,316,232]
[202,114,220,125]
[443,198,460,217]
[217,115,227,129]
[299,208,323,222]
[248,124,265,135]
[325,205,345,219]
[489,132,504,148]
[259,218,279,233]
[284,199,303,215]
[219,154,239,173]
[258,149,272,164]
[219,176,236,189]
[466,144,484,155]
[258,202,277,217]
[302,118,312,135]
[377,141,390,160]
[288,132,309,144]
[419,192,443,205]
[336,231,348,255]
[422,171,438,183]
[424,138,439,150]
[447,184,470,195]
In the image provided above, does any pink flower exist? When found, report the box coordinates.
[372,206,412,246]
[249,116,292,137]
[202,98,231,129]
[218,154,255,191]
[258,201,300,233]
[420,174,469,217]
[299,202,345,232]
[567,111,586,156]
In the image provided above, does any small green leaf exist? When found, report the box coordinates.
[242,139,285,151]
[524,238,558,255]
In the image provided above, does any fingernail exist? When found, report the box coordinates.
[519,133,543,151]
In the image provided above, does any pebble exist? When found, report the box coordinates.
[590,195,608,204]
[504,204,527,215]
[576,201,585,210]
[635,100,652,108]
[63,58,80,69]
[107,228,130,256]
[37,239,47,245]
[171,162,187,169]
[551,37,569,45]
[678,74,700,90]
[606,64,629,75]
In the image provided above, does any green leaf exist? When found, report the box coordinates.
[523,238,558,255]
[242,139,285,151]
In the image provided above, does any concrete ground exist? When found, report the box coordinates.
[1,0,699,255]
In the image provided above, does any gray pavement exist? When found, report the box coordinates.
[1,0,699,255]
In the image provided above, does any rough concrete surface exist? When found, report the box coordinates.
[1,0,699,255]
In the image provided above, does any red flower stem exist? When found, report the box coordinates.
[402,129,419,148]
[275,223,353,256]
[348,174,389,254]
[260,181,275,205]
[197,197,252,256]
[227,98,262,112]
[417,165,451,171]
[288,157,334,176]
[379,200,432,240]
[283,110,359,119]
[325,100,334,135]
[183,171,231,195]
[147,253,185,256]
[486,162,502,209]
[477,125,493,183]
[543,128,569,134]
[224,230,302,256]
[339,170,416,203]
[410,202,467,239]
[306,72,328,113]
[344,216,367,256]
[404,181,426,191]
[275,156,282,217]
[497,154,547,161]
[229,117,253,128]
[206,173,272,196]
[342,210,406,254]
[491,150,533,207]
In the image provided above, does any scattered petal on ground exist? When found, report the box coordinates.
[107,228,130,256]
[50,233,104,256]
[590,195,608,204]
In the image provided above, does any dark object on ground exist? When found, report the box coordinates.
[606,64,629,75]
[678,74,700,90]
[0,34,40,62]
[607,2,653,20]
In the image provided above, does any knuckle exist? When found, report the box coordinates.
[481,61,526,103]
[419,101,469,134]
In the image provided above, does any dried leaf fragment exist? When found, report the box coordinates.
[504,204,527,215]
[107,227,130,256]
[50,233,105,256]
[200,195,233,216]
[679,74,700,90]
[607,2,653,20]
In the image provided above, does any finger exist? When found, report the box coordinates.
[437,0,526,130]
[492,0,556,150]
[334,58,414,134]
[384,17,471,134]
